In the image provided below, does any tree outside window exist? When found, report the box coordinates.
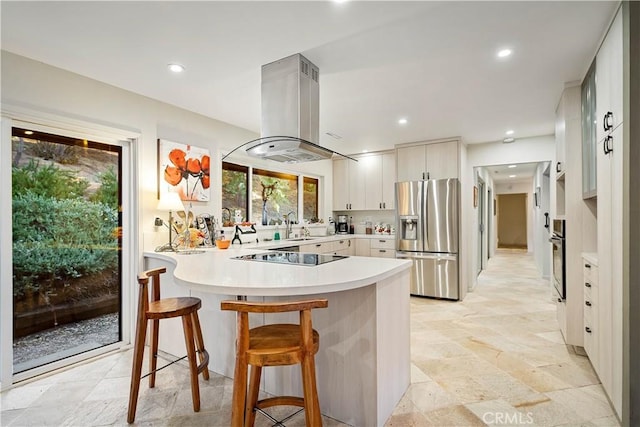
[303,177,319,221]
[251,169,297,225]
[222,162,248,225]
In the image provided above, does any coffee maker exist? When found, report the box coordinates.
[336,215,349,234]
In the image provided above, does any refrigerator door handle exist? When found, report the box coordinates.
[396,252,457,262]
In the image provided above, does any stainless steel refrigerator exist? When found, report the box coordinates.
[395,179,459,299]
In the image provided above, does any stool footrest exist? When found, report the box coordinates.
[139,349,208,380]
[257,396,305,409]
[255,406,304,426]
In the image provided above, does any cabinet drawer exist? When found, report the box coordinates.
[299,241,332,253]
[371,248,395,258]
[333,238,352,251]
[370,238,395,250]
[583,261,598,284]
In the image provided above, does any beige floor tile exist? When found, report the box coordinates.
[0,250,618,427]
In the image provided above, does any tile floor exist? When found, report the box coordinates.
[1,250,620,426]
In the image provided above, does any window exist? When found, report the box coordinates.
[222,162,319,226]
[251,168,298,225]
[222,162,248,225]
[303,177,319,221]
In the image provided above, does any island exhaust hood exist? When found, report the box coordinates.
[223,54,355,163]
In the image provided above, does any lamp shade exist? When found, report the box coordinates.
[157,192,184,212]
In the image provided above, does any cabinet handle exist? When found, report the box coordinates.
[544,212,549,229]
[339,240,344,244]
[379,249,386,253]
[379,202,382,209]
[422,172,425,180]
[584,263,591,268]
[556,162,561,173]
[426,172,430,180]
[585,301,592,307]
[604,111,613,132]
[316,244,322,247]
[604,135,613,154]
[379,240,386,243]
[585,327,592,334]
[585,282,591,288]
[557,298,562,303]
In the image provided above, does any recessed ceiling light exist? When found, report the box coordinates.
[168,63,185,73]
[509,175,517,178]
[398,118,408,125]
[505,130,514,135]
[503,137,515,143]
[508,164,517,169]
[497,49,512,58]
[24,130,34,135]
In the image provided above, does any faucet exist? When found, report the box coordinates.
[284,211,297,239]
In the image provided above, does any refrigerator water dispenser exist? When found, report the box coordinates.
[399,216,419,240]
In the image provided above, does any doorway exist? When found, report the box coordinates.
[497,193,528,249]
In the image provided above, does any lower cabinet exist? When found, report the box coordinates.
[583,259,599,369]
[370,237,395,259]
[332,238,354,256]
[355,239,371,257]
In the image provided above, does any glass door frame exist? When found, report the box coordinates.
[0,112,139,388]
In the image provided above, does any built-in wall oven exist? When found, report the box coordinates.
[550,219,566,300]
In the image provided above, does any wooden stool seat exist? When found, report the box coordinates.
[222,299,328,427]
[247,324,320,366]
[127,268,209,424]
[147,297,202,318]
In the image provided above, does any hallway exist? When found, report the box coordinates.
[1,251,618,426]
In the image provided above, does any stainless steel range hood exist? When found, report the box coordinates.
[237,54,354,163]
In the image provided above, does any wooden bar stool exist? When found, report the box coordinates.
[127,267,209,423]
[221,299,328,427]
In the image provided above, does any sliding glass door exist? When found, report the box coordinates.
[11,127,123,374]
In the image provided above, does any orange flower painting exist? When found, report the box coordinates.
[158,139,210,201]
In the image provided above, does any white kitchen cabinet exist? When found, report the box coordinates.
[332,238,354,256]
[333,158,365,210]
[597,124,623,416]
[299,241,333,254]
[363,152,396,210]
[334,151,395,211]
[355,238,371,257]
[596,8,623,143]
[370,237,395,259]
[582,258,599,370]
[396,140,458,182]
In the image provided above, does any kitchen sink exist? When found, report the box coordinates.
[286,237,318,241]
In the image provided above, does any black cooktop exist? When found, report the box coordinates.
[233,251,347,266]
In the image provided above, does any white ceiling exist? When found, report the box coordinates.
[1,1,616,156]
[483,161,545,184]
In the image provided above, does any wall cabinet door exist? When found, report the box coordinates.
[596,8,623,143]
[396,145,426,181]
[348,160,366,210]
[333,158,350,210]
[426,141,458,179]
[381,153,396,209]
[581,62,597,199]
[362,153,396,210]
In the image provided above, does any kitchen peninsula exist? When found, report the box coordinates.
[144,245,411,426]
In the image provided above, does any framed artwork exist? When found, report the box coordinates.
[158,139,210,201]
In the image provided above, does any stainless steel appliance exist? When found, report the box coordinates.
[336,215,349,235]
[395,179,460,299]
[550,219,566,300]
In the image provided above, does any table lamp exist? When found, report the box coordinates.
[156,192,185,252]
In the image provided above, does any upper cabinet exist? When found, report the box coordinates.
[581,61,597,199]
[333,151,395,211]
[396,139,459,182]
[596,7,623,143]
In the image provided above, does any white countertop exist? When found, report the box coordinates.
[145,245,410,297]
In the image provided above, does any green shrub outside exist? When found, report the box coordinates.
[12,161,119,298]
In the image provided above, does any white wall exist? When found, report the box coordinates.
[466,135,556,290]
[1,51,335,252]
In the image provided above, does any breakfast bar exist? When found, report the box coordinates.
[144,246,411,426]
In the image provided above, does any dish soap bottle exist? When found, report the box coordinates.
[274,225,280,241]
